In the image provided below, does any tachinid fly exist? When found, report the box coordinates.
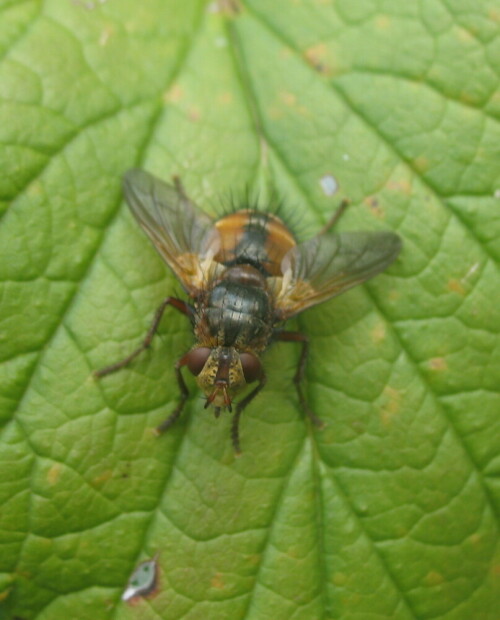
[95,169,402,453]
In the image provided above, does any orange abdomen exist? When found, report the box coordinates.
[214,210,296,276]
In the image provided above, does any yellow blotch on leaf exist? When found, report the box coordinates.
[380,386,402,425]
[386,178,412,195]
[47,463,62,486]
[163,84,183,104]
[0,589,11,603]
[457,28,473,43]
[304,43,334,76]
[92,469,113,486]
[375,15,391,29]
[413,156,430,173]
[280,91,297,106]
[425,571,444,586]
[371,321,386,344]
[447,278,466,296]
[489,8,500,22]
[218,92,233,105]
[332,572,348,586]
[211,572,225,589]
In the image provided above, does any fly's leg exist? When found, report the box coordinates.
[319,199,350,235]
[275,330,324,429]
[94,297,192,377]
[155,352,191,434]
[231,373,267,455]
[173,175,189,202]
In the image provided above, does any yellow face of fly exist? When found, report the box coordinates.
[196,347,248,409]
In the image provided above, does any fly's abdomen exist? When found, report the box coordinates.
[205,281,272,348]
[214,210,296,276]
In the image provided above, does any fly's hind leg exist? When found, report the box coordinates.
[94,297,192,377]
[319,199,350,235]
[275,330,324,429]
[155,352,191,434]
[172,175,190,202]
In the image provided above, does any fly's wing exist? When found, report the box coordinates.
[276,230,402,319]
[123,169,220,295]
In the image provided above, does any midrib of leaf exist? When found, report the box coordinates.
[239,2,499,504]
[225,15,424,619]
[2,2,498,618]
[230,5,498,615]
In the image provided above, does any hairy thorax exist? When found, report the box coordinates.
[194,265,275,351]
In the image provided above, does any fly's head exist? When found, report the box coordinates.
[184,346,262,412]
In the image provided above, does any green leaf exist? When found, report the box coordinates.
[1,0,499,618]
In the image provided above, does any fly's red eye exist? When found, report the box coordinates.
[185,347,211,376]
[240,352,262,383]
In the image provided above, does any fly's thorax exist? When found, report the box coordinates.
[210,282,272,348]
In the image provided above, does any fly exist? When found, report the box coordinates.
[95,169,402,453]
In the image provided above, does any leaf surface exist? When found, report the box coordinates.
[1,1,499,618]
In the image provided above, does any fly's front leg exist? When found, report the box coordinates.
[94,297,192,377]
[275,330,324,429]
[155,352,191,434]
[231,373,267,455]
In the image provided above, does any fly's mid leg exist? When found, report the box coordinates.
[94,297,192,377]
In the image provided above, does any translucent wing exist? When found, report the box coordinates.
[123,169,220,295]
[276,230,402,318]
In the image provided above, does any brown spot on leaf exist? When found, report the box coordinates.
[364,195,384,218]
[211,572,225,589]
[304,43,334,76]
[447,278,466,296]
[428,357,447,371]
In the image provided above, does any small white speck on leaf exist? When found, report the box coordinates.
[122,556,159,602]
[462,262,480,282]
[319,174,338,196]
